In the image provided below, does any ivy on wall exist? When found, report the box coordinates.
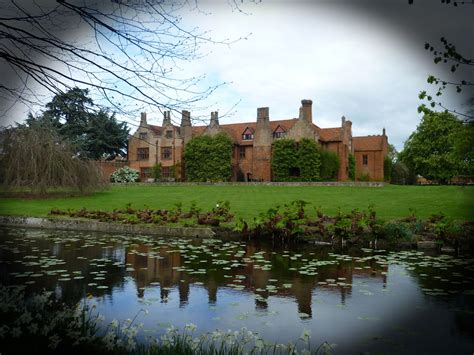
[271,138,321,181]
[348,153,356,181]
[183,133,233,182]
[319,149,340,181]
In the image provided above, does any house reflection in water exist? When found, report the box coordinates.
[125,244,387,319]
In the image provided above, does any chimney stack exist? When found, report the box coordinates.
[257,107,269,121]
[210,111,219,127]
[181,110,191,127]
[301,99,313,123]
[341,116,346,125]
[140,112,147,126]
[383,127,386,136]
[162,111,171,126]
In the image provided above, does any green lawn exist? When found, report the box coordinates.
[0,184,473,222]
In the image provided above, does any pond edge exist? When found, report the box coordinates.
[0,215,215,238]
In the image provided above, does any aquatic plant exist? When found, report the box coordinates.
[0,285,334,355]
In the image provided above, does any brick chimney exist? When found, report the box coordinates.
[140,112,147,126]
[301,99,313,123]
[257,107,269,121]
[181,110,192,144]
[383,127,386,136]
[162,111,171,126]
[210,111,219,127]
[180,110,191,127]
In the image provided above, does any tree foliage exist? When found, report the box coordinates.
[319,150,340,181]
[271,138,321,181]
[418,37,473,121]
[0,125,104,194]
[384,157,393,182]
[183,133,233,182]
[390,161,415,185]
[26,88,129,159]
[399,111,470,183]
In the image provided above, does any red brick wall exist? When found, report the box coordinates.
[354,150,384,181]
[252,146,272,181]
[98,160,127,181]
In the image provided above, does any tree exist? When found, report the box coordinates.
[390,161,415,185]
[0,124,103,194]
[399,111,467,183]
[183,133,233,182]
[383,157,392,183]
[27,88,129,159]
[418,37,473,121]
[0,1,247,121]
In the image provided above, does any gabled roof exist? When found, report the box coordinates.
[148,125,162,136]
[273,124,287,133]
[319,127,342,142]
[353,135,384,151]
[242,127,255,134]
[192,119,299,144]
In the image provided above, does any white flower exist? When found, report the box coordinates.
[300,329,311,343]
[110,319,119,329]
[126,338,136,351]
[254,338,264,349]
[97,314,105,322]
[185,323,197,332]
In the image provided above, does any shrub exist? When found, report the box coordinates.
[358,172,370,182]
[152,163,161,181]
[319,150,340,181]
[110,166,139,183]
[382,222,414,242]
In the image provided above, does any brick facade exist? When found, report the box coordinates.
[128,100,388,181]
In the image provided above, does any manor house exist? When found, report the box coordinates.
[128,99,388,181]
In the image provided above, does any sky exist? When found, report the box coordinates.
[1,0,473,151]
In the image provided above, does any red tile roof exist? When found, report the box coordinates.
[353,136,384,151]
[319,127,342,142]
[192,119,299,144]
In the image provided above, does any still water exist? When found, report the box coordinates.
[1,227,473,354]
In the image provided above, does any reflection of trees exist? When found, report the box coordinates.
[0,228,128,306]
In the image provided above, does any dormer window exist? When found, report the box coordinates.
[273,125,287,139]
[241,127,254,141]
[139,132,148,140]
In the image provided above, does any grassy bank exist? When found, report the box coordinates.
[0,184,472,222]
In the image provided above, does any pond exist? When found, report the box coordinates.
[1,227,474,354]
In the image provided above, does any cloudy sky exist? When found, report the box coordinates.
[1,0,473,151]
